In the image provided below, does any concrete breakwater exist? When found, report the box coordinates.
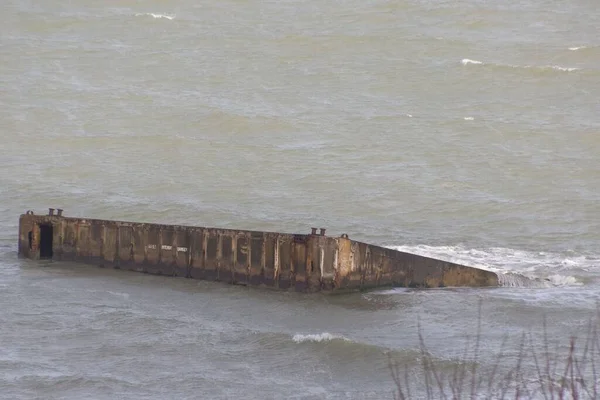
[18,209,499,292]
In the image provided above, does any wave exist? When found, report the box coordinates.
[461,58,482,65]
[460,58,579,73]
[287,331,487,375]
[388,245,597,288]
[135,13,175,20]
[569,46,586,51]
[292,332,349,343]
[547,66,579,72]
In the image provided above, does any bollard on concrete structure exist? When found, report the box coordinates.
[17,209,499,292]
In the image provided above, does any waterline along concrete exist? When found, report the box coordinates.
[18,209,499,292]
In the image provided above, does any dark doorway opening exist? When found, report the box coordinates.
[39,225,53,259]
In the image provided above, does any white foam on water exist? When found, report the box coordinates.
[461,59,483,66]
[135,13,175,20]
[292,333,349,343]
[388,245,597,288]
[546,274,582,287]
[509,64,579,72]
[546,65,579,72]
[463,117,474,121]
[406,114,413,118]
[569,46,586,51]
[460,59,579,73]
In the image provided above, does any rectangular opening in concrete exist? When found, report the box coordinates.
[39,224,53,259]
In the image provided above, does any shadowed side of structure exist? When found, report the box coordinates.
[18,209,499,292]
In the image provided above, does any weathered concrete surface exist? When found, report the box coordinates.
[18,209,499,292]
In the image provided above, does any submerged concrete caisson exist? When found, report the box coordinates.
[18,208,499,292]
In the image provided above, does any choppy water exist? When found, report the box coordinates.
[1,0,599,398]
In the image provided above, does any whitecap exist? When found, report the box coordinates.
[292,333,349,343]
[461,59,483,66]
[135,13,175,20]
[547,65,579,72]
[545,274,582,287]
[463,117,474,121]
[510,64,578,72]
[568,46,586,51]
[460,59,578,72]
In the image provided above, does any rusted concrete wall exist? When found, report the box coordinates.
[18,209,498,292]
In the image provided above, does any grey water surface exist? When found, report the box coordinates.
[1,0,599,398]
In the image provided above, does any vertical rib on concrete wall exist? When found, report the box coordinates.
[249,232,263,286]
[205,229,218,281]
[263,233,276,287]
[61,219,77,261]
[234,234,248,285]
[90,223,104,266]
[103,223,117,267]
[278,236,291,289]
[118,225,133,271]
[292,238,306,291]
[189,228,205,280]
[220,233,233,283]
[174,229,190,278]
